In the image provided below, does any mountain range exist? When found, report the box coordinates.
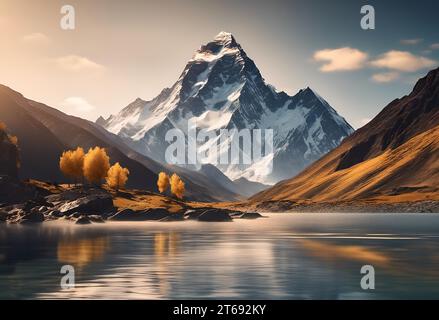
[8,32,434,205]
[98,32,354,184]
[0,84,253,201]
[251,67,439,204]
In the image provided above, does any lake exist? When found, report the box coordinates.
[1,213,439,299]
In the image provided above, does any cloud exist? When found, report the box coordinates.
[60,97,96,115]
[431,43,439,50]
[22,33,50,45]
[313,47,368,72]
[371,72,400,83]
[400,38,423,45]
[56,55,104,72]
[370,51,437,72]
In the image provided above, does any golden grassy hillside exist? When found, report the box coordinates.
[251,124,439,203]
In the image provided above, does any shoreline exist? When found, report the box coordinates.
[0,179,264,225]
[249,200,439,214]
[2,179,439,227]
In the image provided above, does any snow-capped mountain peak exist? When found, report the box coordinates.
[98,32,354,184]
[214,31,235,42]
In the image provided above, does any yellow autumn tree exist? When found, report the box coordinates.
[106,162,130,191]
[59,147,85,184]
[8,135,18,146]
[170,173,185,199]
[157,172,170,193]
[83,147,110,185]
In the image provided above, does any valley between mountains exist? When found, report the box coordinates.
[1,33,439,225]
[250,66,439,213]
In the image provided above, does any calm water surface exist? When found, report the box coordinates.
[1,213,439,299]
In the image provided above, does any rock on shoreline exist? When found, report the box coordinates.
[0,186,264,224]
[109,208,171,221]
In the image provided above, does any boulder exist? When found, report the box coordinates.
[88,215,105,223]
[159,212,185,221]
[18,211,45,224]
[45,189,87,204]
[184,209,207,220]
[69,212,82,219]
[141,209,173,221]
[109,208,170,221]
[7,207,24,216]
[100,208,117,219]
[75,216,92,225]
[38,206,48,213]
[57,192,114,216]
[237,212,264,219]
[197,209,233,222]
[229,211,243,217]
[5,208,25,223]
[47,210,63,218]
[108,208,134,221]
[23,198,53,211]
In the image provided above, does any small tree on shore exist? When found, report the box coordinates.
[106,162,129,191]
[170,173,185,199]
[83,147,110,186]
[59,147,85,185]
[157,172,170,193]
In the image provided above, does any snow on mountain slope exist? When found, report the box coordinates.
[99,32,354,184]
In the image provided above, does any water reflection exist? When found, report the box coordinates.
[298,239,391,266]
[57,237,110,268]
[153,232,180,297]
[154,232,180,258]
[1,213,439,299]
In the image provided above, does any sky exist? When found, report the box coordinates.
[0,0,438,128]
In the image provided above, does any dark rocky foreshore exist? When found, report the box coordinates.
[254,200,439,213]
[0,177,264,225]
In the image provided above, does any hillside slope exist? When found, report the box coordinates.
[0,85,240,201]
[0,122,19,178]
[251,67,439,203]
